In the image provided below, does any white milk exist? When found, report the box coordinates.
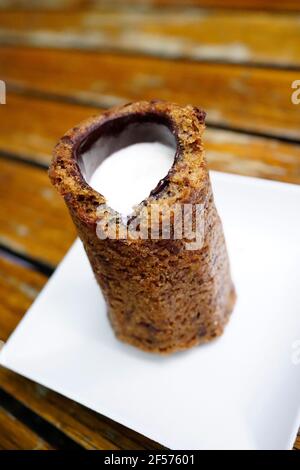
[89,142,174,216]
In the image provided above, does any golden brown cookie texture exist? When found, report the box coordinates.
[49,100,236,354]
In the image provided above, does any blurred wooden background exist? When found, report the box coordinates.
[0,0,299,450]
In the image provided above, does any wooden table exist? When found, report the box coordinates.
[0,0,299,450]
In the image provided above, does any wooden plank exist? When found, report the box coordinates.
[0,92,96,165]
[0,1,299,12]
[0,255,162,449]
[0,367,162,450]
[137,0,300,9]
[0,10,300,67]
[0,406,53,449]
[132,0,300,10]
[204,129,300,184]
[0,102,299,450]
[1,47,299,139]
[0,158,76,267]
[294,432,300,450]
[1,93,300,184]
[0,255,47,342]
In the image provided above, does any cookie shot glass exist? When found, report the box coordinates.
[49,101,236,354]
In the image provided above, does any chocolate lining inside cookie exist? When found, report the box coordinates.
[77,114,177,184]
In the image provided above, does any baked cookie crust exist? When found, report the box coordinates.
[49,100,236,354]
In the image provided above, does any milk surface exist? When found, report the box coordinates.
[89,142,174,216]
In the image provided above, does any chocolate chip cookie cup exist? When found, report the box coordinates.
[49,100,236,354]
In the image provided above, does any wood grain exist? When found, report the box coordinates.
[0,255,162,450]
[0,10,300,67]
[138,0,300,9]
[1,93,300,183]
[0,158,76,267]
[1,47,299,139]
[204,129,300,184]
[0,256,47,342]
[134,0,300,8]
[0,406,53,449]
[294,432,300,450]
[0,1,299,12]
[0,368,163,450]
[0,92,97,165]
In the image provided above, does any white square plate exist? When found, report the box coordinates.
[1,172,300,450]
